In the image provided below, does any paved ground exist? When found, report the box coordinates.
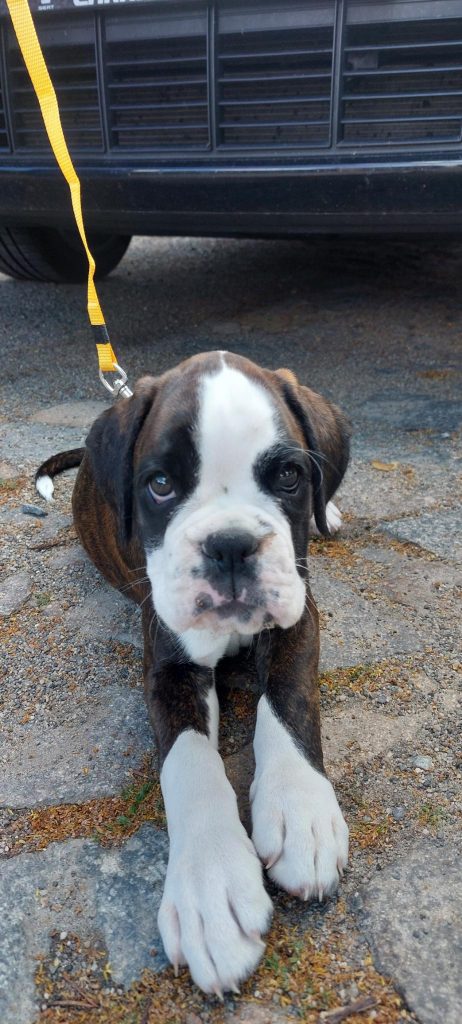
[0,236,461,1024]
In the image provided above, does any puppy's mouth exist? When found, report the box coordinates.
[194,590,268,628]
[196,591,253,614]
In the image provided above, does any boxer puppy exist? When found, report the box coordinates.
[36,351,351,997]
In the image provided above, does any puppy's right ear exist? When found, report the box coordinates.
[85,376,158,543]
[274,368,351,537]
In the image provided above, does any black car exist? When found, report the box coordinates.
[0,0,462,281]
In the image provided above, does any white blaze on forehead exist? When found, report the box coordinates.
[197,363,279,496]
[146,359,305,652]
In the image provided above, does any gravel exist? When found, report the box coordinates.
[1,235,461,1024]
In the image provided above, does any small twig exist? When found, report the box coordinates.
[320,994,377,1023]
[29,537,70,551]
[67,980,99,1003]
[48,998,98,1010]
[140,995,153,1024]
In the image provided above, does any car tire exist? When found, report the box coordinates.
[0,226,131,282]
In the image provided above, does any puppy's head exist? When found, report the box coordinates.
[86,352,350,646]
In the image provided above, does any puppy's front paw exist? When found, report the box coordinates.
[158,824,273,995]
[251,763,348,901]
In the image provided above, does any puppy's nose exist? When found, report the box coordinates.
[201,531,259,572]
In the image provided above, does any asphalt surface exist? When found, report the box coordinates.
[0,235,461,1024]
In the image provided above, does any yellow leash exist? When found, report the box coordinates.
[6,0,132,398]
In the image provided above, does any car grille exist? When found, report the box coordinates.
[217,2,335,148]
[4,14,101,150]
[106,7,209,149]
[0,0,461,157]
[0,78,7,149]
[341,3,462,146]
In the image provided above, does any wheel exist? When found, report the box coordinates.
[0,226,131,282]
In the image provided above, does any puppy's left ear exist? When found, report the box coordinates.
[275,368,352,537]
[85,376,158,544]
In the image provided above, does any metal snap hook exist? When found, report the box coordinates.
[98,363,133,399]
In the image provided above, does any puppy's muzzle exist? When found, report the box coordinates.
[197,529,261,611]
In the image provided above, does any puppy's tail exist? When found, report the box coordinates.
[35,448,85,502]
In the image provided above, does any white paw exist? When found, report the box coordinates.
[250,762,348,901]
[310,500,342,537]
[158,823,273,995]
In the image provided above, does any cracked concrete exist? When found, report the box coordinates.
[0,825,169,1024]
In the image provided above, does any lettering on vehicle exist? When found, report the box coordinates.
[73,0,153,6]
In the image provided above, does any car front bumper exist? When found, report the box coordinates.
[1,158,462,235]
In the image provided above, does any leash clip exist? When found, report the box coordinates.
[99,363,133,399]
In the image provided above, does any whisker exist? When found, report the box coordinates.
[303,590,318,629]
[119,576,150,595]
[149,612,184,661]
[149,613,157,647]
[139,589,153,611]
[283,445,335,471]
[281,444,329,488]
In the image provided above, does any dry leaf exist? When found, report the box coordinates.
[371,460,399,472]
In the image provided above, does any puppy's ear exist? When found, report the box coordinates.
[85,376,158,543]
[275,368,351,537]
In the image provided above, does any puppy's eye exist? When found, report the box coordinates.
[277,463,300,492]
[148,472,175,504]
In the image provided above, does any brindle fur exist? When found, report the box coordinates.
[255,607,324,772]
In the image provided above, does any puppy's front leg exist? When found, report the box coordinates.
[144,653,272,995]
[251,604,348,901]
